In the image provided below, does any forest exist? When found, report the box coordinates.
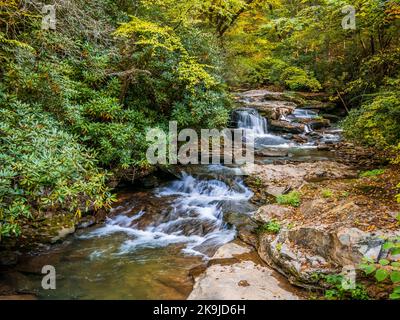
[0,0,399,300]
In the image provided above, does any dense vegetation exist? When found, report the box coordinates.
[0,0,399,238]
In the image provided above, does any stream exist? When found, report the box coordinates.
[0,95,342,299]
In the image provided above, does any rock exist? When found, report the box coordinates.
[301,100,337,110]
[255,205,293,223]
[246,101,296,120]
[236,90,303,105]
[280,244,298,261]
[265,185,290,197]
[212,242,251,260]
[269,120,305,134]
[292,135,308,143]
[188,260,300,300]
[0,251,18,266]
[256,149,289,157]
[243,161,357,189]
[77,216,96,229]
[307,118,331,130]
[50,226,75,243]
[317,144,332,151]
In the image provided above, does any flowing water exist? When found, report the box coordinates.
[3,170,255,299]
[1,99,340,300]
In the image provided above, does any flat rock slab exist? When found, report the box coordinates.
[212,242,251,259]
[188,260,299,300]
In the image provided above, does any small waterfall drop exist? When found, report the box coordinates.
[235,108,268,135]
[81,173,253,258]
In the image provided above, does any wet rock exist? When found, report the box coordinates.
[50,226,75,243]
[301,100,337,110]
[255,149,289,157]
[317,144,332,151]
[77,216,96,229]
[0,251,18,266]
[246,101,296,120]
[307,119,331,130]
[292,135,308,143]
[269,120,305,134]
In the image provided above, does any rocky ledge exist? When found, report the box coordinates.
[188,242,302,300]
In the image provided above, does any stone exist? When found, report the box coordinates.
[279,244,297,261]
[50,226,75,243]
[256,149,289,157]
[188,260,300,300]
[77,216,96,229]
[254,205,292,223]
[269,120,305,134]
[212,242,251,260]
[0,251,18,266]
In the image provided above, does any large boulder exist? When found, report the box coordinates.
[188,242,301,300]
[246,101,296,120]
[256,225,393,287]
[269,120,305,133]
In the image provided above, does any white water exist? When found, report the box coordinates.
[236,108,268,135]
[81,173,253,258]
[292,109,318,119]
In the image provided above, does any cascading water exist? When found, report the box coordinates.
[81,172,253,258]
[234,108,290,148]
[235,108,268,135]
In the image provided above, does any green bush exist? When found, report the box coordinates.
[276,191,301,207]
[259,220,281,234]
[359,238,400,300]
[0,98,115,237]
[359,169,386,178]
[250,57,321,92]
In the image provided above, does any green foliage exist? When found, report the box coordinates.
[259,220,281,234]
[249,57,322,91]
[276,191,301,207]
[359,238,400,300]
[0,0,232,240]
[321,189,334,198]
[342,86,400,149]
[0,97,114,237]
[359,169,386,178]
[323,274,369,300]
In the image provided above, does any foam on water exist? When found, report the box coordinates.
[81,173,253,258]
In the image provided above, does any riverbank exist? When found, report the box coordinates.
[1,88,398,300]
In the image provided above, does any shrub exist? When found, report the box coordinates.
[0,98,115,237]
[276,191,301,207]
[323,274,369,300]
[259,220,281,234]
[359,169,386,178]
[321,189,334,198]
[359,238,400,300]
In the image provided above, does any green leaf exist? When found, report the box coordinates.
[391,248,400,255]
[359,264,376,275]
[392,262,400,268]
[383,242,395,250]
[375,269,389,282]
[389,292,400,300]
[393,286,400,294]
[379,259,390,266]
[390,271,400,283]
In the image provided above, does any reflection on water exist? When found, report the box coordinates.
[9,171,254,300]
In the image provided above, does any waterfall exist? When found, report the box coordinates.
[235,108,268,135]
